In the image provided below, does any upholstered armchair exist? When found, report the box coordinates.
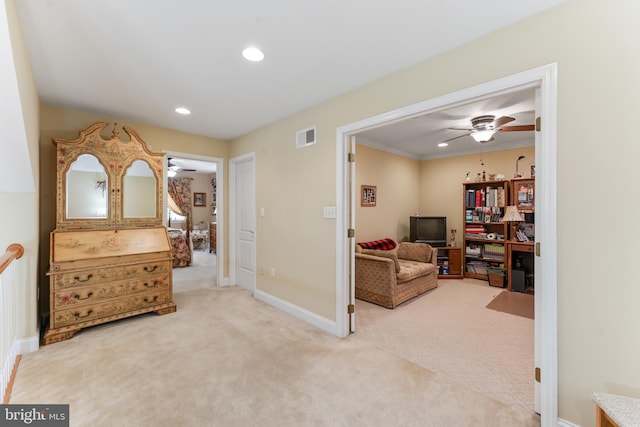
[355,242,438,308]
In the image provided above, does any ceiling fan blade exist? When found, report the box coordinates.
[445,127,473,131]
[493,116,515,128]
[498,124,535,132]
[441,133,471,143]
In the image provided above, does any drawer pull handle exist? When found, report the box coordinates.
[144,265,159,273]
[73,274,93,283]
[144,296,159,303]
[74,310,93,319]
[144,280,161,288]
[73,292,94,301]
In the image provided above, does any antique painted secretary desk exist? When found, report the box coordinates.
[44,122,177,344]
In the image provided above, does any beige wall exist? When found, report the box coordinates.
[230,1,640,425]
[354,145,535,247]
[354,144,421,243]
[181,172,216,227]
[37,105,230,315]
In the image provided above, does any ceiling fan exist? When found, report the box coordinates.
[443,115,535,144]
[167,158,196,177]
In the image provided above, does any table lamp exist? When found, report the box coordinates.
[501,205,525,240]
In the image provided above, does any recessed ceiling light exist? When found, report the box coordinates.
[242,46,265,62]
[438,142,448,147]
[175,107,191,115]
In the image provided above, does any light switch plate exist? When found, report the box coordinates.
[323,206,336,218]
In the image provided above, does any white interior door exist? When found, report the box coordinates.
[349,136,356,332]
[534,88,542,414]
[233,155,256,291]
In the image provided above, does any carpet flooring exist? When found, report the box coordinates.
[353,279,536,416]
[486,290,535,320]
[10,286,540,427]
[172,250,217,293]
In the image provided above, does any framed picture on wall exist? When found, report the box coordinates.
[361,185,377,207]
[194,192,206,207]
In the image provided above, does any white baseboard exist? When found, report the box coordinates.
[558,418,581,427]
[254,289,338,336]
[17,334,39,354]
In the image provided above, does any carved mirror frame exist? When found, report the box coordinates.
[53,122,164,230]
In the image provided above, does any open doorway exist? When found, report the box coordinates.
[336,64,558,425]
[164,152,225,292]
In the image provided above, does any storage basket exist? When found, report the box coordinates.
[487,267,506,288]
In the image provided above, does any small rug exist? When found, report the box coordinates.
[486,290,534,319]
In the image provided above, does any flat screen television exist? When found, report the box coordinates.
[409,216,447,247]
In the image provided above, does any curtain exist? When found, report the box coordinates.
[168,177,193,240]
[167,193,183,216]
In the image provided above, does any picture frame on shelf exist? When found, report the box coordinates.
[194,192,206,207]
[361,185,377,207]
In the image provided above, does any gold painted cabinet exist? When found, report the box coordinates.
[45,123,176,345]
[46,228,175,344]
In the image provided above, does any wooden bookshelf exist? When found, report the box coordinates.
[462,180,510,281]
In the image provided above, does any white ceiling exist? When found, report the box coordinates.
[357,87,536,160]
[15,0,564,150]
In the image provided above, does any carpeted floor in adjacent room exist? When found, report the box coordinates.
[353,278,535,415]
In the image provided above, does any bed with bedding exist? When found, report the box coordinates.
[167,228,192,267]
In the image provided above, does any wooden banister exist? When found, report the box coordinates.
[0,244,24,276]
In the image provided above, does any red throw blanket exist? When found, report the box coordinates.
[357,238,397,251]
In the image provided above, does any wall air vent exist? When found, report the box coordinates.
[296,126,316,148]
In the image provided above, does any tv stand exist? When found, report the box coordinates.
[436,246,463,279]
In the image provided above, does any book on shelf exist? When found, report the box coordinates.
[483,243,505,259]
[497,187,505,206]
[466,190,475,207]
[465,209,473,222]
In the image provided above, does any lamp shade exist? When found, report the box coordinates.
[501,205,525,222]
[471,129,496,143]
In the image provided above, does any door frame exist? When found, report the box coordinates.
[229,152,256,291]
[335,63,558,425]
[163,151,225,287]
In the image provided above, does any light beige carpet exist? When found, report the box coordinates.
[10,286,539,427]
[353,279,535,415]
[172,249,217,293]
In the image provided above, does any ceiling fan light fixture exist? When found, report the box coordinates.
[437,142,448,148]
[471,129,496,143]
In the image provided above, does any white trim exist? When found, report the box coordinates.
[17,335,39,354]
[558,418,581,427]
[335,63,558,425]
[163,151,225,289]
[229,153,256,290]
[254,289,337,336]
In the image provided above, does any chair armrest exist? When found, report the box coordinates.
[355,253,397,286]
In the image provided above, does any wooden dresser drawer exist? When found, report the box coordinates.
[53,274,171,309]
[52,290,173,328]
[52,260,172,289]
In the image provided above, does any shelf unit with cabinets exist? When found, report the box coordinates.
[436,247,463,279]
[463,180,510,281]
[508,178,535,293]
